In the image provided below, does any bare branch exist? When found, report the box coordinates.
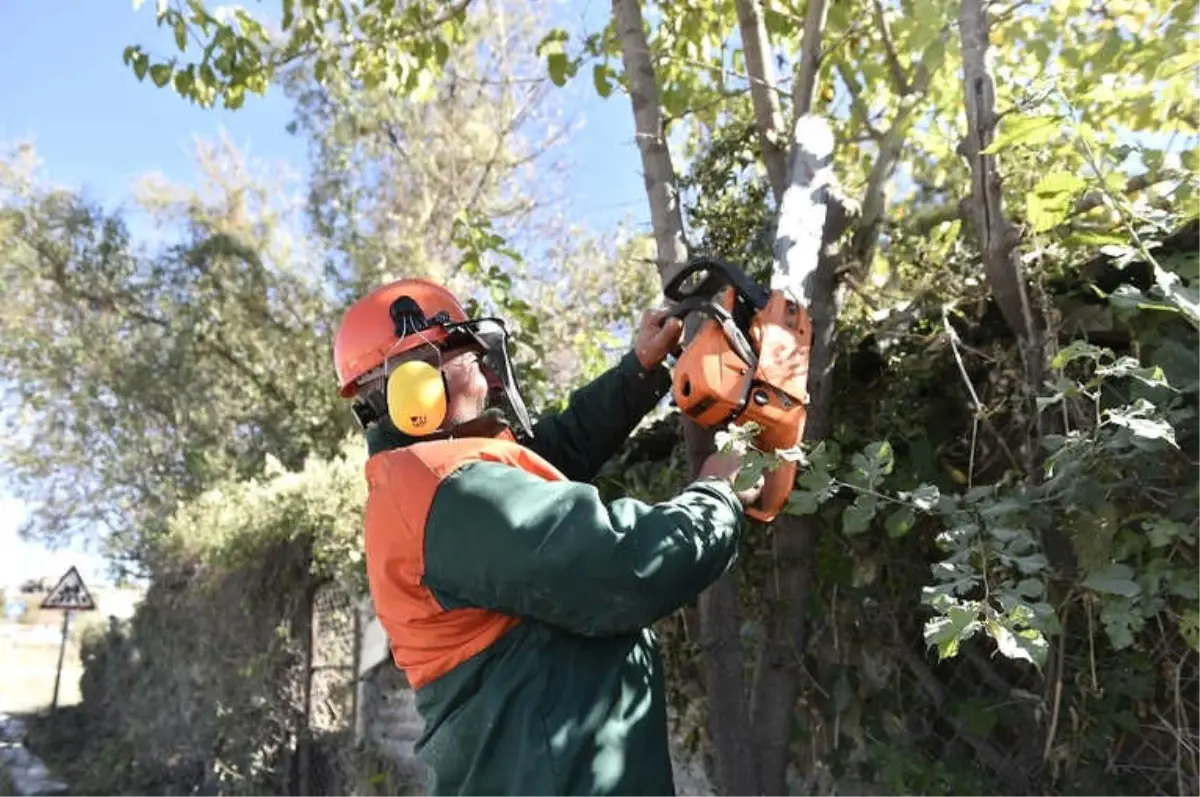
[871,0,911,94]
[611,0,689,281]
[735,0,790,203]
[793,0,831,116]
[851,45,937,264]
[958,0,1041,351]
[834,62,886,140]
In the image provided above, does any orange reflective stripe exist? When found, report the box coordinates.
[363,436,566,689]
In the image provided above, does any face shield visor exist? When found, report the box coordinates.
[439,317,535,440]
[352,316,534,442]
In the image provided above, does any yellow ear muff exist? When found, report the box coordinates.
[386,360,447,436]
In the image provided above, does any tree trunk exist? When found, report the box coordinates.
[750,116,854,796]
[610,1,757,793]
[739,2,846,790]
[956,5,1076,777]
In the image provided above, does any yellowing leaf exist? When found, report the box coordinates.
[983,114,1062,154]
[1032,171,1087,198]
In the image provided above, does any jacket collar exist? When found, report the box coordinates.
[365,410,516,457]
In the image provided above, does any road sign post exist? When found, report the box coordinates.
[40,566,96,714]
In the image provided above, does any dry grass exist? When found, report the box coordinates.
[0,591,115,715]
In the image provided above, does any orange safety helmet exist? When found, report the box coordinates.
[333,278,470,398]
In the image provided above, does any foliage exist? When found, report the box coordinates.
[0,140,352,567]
[25,0,1197,794]
[27,439,370,796]
[715,321,1195,667]
[280,2,563,301]
[123,0,471,109]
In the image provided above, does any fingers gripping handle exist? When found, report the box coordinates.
[745,460,797,523]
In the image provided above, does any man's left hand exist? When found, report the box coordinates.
[634,307,685,370]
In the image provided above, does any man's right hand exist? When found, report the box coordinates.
[698,451,764,509]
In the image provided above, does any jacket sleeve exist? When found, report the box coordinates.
[421,460,745,637]
[525,350,672,483]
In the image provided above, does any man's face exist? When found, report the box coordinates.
[440,345,497,426]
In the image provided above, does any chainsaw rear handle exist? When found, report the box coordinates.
[745,459,797,524]
[661,296,758,368]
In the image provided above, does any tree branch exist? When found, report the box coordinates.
[910,168,1189,233]
[611,0,689,281]
[870,0,911,94]
[792,0,830,116]
[274,0,475,70]
[735,0,789,203]
[25,228,298,416]
[834,62,885,140]
[851,43,937,264]
[957,0,1041,355]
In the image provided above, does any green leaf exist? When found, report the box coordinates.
[1014,577,1044,598]
[224,83,245,110]
[886,505,916,538]
[1032,171,1087,197]
[849,440,894,489]
[982,114,1062,154]
[796,465,836,498]
[1051,340,1107,369]
[987,620,1048,668]
[842,494,879,535]
[1144,517,1190,548]
[924,603,980,660]
[535,27,569,56]
[1104,402,1178,447]
[173,68,194,96]
[547,52,570,87]
[1096,356,1170,388]
[1099,600,1141,649]
[1026,190,1071,233]
[149,63,173,88]
[132,53,150,81]
[592,63,613,98]
[1082,563,1142,597]
[1180,610,1200,653]
[910,483,940,511]
[784,489,823,516]
[1012,552,1049,574]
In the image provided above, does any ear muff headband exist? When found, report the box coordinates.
[386,359,448,436]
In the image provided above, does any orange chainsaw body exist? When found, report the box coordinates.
[666,258,812,523]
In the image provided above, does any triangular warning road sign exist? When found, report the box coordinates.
[40,566,96,611]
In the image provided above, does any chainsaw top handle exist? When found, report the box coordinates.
[663,255,770,309]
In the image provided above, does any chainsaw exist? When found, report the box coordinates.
[663,255,812,523]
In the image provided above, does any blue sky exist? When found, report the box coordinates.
[0,0,651,586]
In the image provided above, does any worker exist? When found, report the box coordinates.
[332,277,761,796]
